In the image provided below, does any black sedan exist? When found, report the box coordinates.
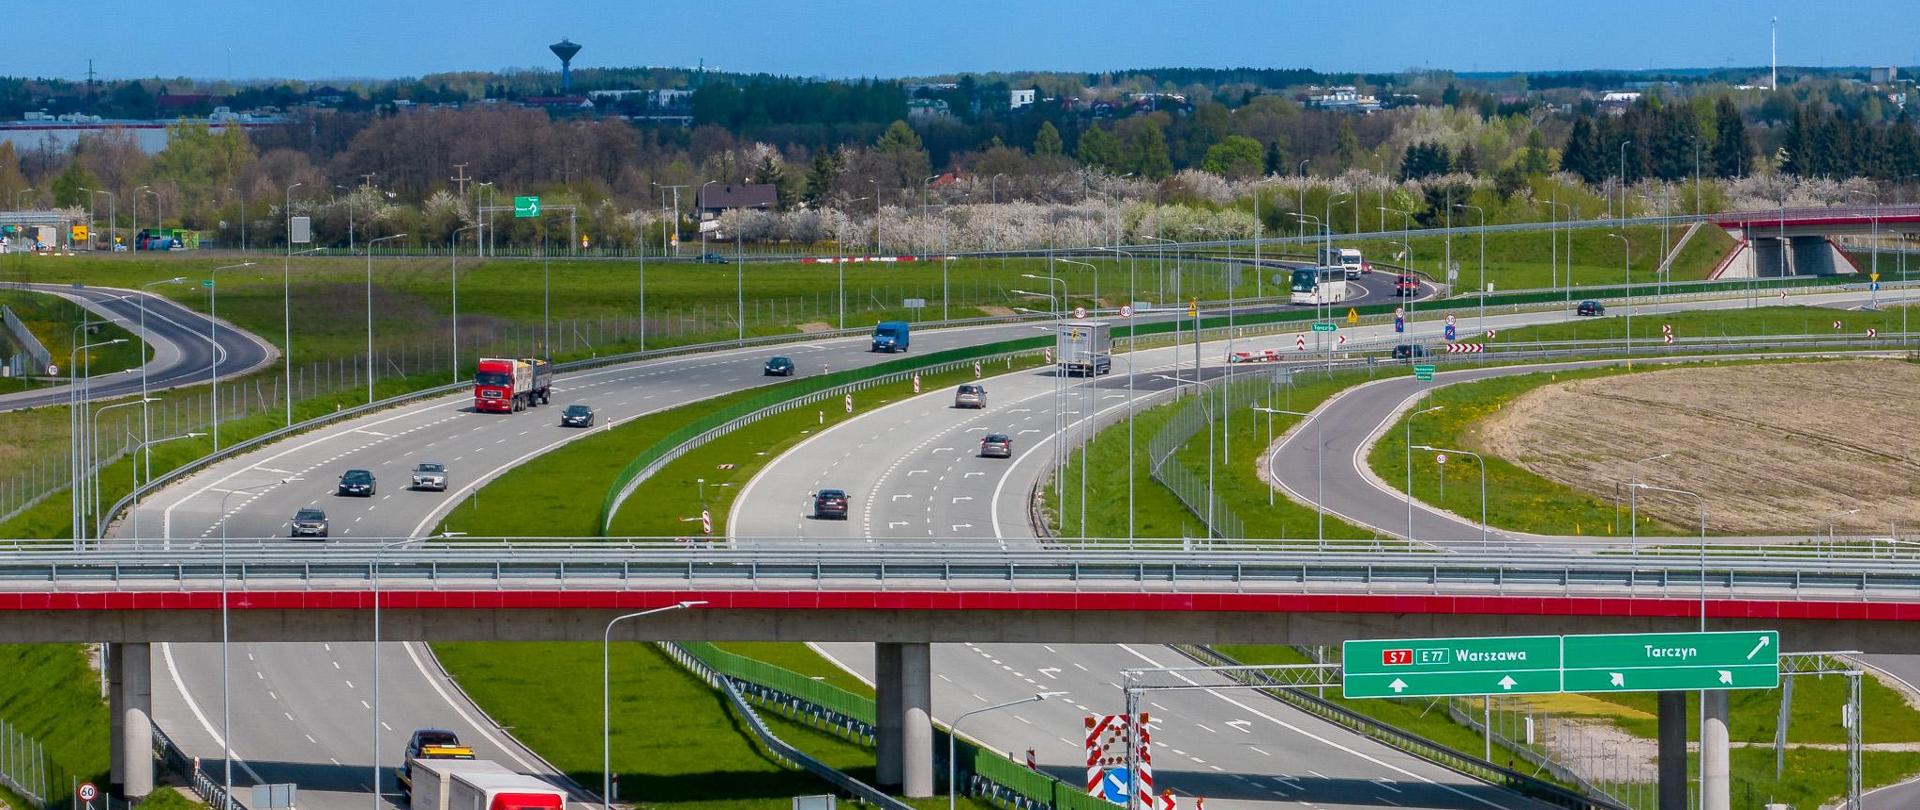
[699,253,729,264]
[561,404,595,428]
[764,356,796,376]
[813,489,850,520]
[1390,344,1429,360]
[338,469,376,497]
[1577,300,1606,316]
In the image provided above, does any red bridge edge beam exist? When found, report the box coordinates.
[1,590,1918,622]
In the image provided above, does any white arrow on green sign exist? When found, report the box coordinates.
[1343,630,1781,699]
[514,196,541,218]
[1343,635,1562,699]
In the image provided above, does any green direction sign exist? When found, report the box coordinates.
[1343,635,1561,699]
[1412,363,1436,381]
[514,196,541,218]
[201,279,213,288]
[1310,322,1337,333]
[1562,631,1779,693]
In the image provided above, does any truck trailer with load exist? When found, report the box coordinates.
[473,358,552,413]
[404,756,567,810]
[1056,321,1112,376]
[871,320,910,352]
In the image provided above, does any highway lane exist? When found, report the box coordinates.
[0,284,276,412]
[732,338,1555,810]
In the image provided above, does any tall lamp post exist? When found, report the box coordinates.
[219,478,300,810]
[89,397,155,538]
[70,335,128,544]
[450,225,479,383]
[137,277,187,478]
[209,262,258,452]
[603,602,705,810]
[1412,444,1488,546]
[1628,452,1673,547]
[364,234,408,404]
[1404,405,1444,543]
[126,431,203,544]
[1454,203,1486,331]
[284,182,303,424]
[1607,233,1631,356]
[949,692,1066,810]
[1253,405,1324,544]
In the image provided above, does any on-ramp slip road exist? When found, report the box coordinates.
[0,283,276,413]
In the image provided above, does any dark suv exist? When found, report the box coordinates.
[813,489,850,520]
[980,433,1013,458]
[1576,300,1606,316]
[290,507,329,538]
[1390,344,1429,360]
[764,356,796,376]
[338,469,375,497]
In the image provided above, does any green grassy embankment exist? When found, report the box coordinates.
[0,645,107,810]
[1394,223,1735,293]
[1492,304,1901,344]
[1048,366,1378,541]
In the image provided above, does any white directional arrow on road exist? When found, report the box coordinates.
[1037,667,1061,679]
[1389,678,1409,694]
[1225,720,1253,733]
[1718,670,1734,685]
[1498,676,1518,691]
[892,494,912,500]
[1747,636,1772,660]
[1609,672,1625,687]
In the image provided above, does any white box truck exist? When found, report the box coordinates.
[408,757,568,810]
[1056,321,1112,376]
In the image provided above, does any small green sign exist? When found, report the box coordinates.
[1344,635,1562,699]
[514,196,541,218]
[1310,322,1337,333]
[1412,363,1435,381]
[1561,631,1779,693]
[201,279,214,288]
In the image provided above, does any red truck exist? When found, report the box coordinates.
[473,357,552,413]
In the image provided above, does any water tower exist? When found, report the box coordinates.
[549,38,582,92]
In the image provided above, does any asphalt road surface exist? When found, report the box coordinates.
[0,284,276,412]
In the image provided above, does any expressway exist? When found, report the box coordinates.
[0,283,276,412]
[729,341,1557,810]
[98,270,1889,810]
[118,301,1358,810]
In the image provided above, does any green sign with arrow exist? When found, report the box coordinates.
[1561,631,1778,693]
[1343,635,1562,699]
[514,196,541,218]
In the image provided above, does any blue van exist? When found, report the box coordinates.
[871,321,910,352]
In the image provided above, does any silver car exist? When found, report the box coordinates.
[411,461,448,492]
[954,384,987,409]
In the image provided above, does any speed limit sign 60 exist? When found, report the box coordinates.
[78,783,98,803]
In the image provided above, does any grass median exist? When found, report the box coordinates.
[1492,303,1902,345]
[1048,364,1379,541]
[1391,224,1734,292]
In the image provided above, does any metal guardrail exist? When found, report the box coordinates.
[1176,645,1624,810]
[152,722,243,810]
[656,642,914,810]
[9,538,1920,596]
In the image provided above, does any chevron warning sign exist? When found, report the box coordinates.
[1444,343,1483,354]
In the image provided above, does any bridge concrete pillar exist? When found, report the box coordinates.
[1656,691,1687,810]
[875,642,903,788]
[873,642,933,797]
[1701,689,1731,810]
[107,642,153,797]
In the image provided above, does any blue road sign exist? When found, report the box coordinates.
[1394,317,1405,333]
[1099,767,1131,804]
[1444,324,1457,342]
[1871,282,1880,291]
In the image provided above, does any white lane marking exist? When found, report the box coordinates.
[159,643,265,782]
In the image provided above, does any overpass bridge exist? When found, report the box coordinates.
[1708,205,1920,279]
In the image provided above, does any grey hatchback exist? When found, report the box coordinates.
[980,433,1013,458]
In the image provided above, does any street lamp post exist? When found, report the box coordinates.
[1607,233,1631,355]
[1632,482,1709,630]
[284,182,303,424]
[70,335,127,544]
[450,225,479,383]
[125,430,203,544]
[137,277,186,478]
[603,602,705,810]
[1618,140,1634,220]
[219,478,299,810]
[1413,444,1487,546]
[364,234,408,404]
[1454,204,1486,330]
[1404,405,1444,543]
[89,397,155,538]
[1628,452,1672,547]
[209,262,257,451]
[1155,374,1218,536]
[1253,404,1324,544]
[949,692,1066,810]
[1825,508,1861,552]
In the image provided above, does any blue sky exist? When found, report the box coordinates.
[3,0,1914,82]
